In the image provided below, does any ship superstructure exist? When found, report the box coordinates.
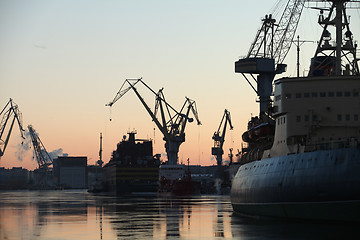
[103,131,160,195]
[231,0,360,221]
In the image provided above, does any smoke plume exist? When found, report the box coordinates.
[48,148,65,160]
[15,130,31,161]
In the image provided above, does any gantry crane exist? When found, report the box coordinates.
[235,0,305,117]
[106,78,201,165]
[0,99,25,159]
[212,109,233,169]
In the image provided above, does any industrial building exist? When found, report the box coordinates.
[53,156,87,189]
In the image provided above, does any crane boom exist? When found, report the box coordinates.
[247,0,304,64]
[273,0,305,64]
[28,125,53,169]
[0,99,25,158]
[107,78,201,165]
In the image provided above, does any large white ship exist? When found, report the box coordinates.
[231,0,360,221]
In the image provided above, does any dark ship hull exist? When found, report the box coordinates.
[231,147,360,221]
[104,164,159,195]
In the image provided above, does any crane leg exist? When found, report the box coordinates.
[2,117,16,157]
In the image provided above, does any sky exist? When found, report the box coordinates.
[1,0,359,170]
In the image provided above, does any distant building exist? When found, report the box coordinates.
[53,156,87,189]
[0,167,29,189]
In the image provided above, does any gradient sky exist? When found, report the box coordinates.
[1,0,359,170]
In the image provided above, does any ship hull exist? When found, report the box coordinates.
[110,182,158,196]
[104,165,159,195]
[231,147,360,221]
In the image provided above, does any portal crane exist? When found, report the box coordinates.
[0,99,25,159]
[106,78,201,165]
[235,0,305,117]
[212,109,233,168]
[28,125,53,169]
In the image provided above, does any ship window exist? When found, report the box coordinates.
[304,92,310,98]
[305,115,309,122]
[320,92,326,97]
[346,114,350,121]
[296,93,302,98]
[337,114,342,121]
[328,92,334,97]
[345,91,351,97]
[285,94,291,99]
[312,92,318,98]
[296,116,301,122]
[354,91,359,97]
[355,114,359,121]
[336,92,343,97]
[283,117,286,124]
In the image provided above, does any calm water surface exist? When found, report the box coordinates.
[0,190,359,239]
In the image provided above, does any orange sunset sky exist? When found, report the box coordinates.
[1,0,359,170]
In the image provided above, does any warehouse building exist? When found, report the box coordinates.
[53,156,87,189]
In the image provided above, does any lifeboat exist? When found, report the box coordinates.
[242,122,274,142]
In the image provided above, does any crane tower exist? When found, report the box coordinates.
[235,0,305,117]
[212,109,233,168]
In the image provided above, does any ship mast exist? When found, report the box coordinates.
[309,0,359,76]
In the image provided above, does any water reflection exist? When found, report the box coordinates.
[0,190,359,239]
[230,215,360,240]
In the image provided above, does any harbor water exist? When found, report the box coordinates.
[0,190,359,239]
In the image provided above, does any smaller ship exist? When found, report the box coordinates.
[103,131,160,195]
[158,159,200,196]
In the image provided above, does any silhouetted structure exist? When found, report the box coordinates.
[53,156,87,189]
[0,167,29,189]
[103,131,160,195]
